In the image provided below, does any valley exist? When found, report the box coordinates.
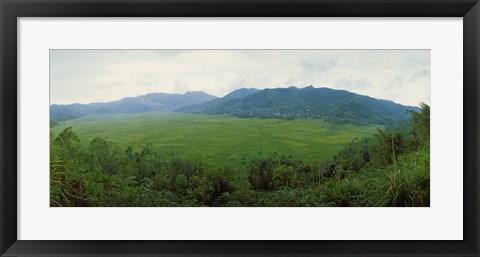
[52,112,381,167]
[49,50,430,207]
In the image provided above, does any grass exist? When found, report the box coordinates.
[52,112,381,167]
[373,148,430,207]
[314,147,430,207]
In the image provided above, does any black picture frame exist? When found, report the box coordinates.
[1,0,479,256]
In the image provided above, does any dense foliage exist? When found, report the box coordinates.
[50,104,430,207]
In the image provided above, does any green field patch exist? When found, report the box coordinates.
[52,112,381,166]
[281,139,309,149]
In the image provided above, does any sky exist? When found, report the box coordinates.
[50,49,430,106]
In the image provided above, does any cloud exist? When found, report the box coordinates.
[50,50,430,106]
[389,76,405,89]
[410,69,430,82]
[338,75,370,90]
[301,58,337,73]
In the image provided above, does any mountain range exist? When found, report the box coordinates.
[50,91,217,121]
[51,86,419,125]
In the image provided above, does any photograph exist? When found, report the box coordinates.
[49,49,430,207]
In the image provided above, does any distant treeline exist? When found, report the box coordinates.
[50,103,430,207]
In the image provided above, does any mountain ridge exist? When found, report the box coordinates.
[178,86,419,125]
[178,88,260,113]
[51,86,420,125]
[50,91,218,120]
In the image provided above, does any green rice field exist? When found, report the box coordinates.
[52,112,381,166]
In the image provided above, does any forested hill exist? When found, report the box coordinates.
[179,86,419,125]
[50,91,217,121]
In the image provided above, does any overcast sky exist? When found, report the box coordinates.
[50,49,430,106]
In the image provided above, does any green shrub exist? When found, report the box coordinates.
[272,165,297,188]
[175,174,188,189]
[320,178,364,207]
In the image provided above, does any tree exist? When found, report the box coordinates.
[272,165,296,188]
[54,127,79,147]
[89,137,119,175]
[410,103,430,147]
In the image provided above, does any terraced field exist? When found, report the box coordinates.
[52,112,381,167]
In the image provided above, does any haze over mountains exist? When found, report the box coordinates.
[50,91,217,121]
[51,86,419,125]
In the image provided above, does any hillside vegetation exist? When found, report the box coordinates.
[179,86,418,125]
[50,103,429,207]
